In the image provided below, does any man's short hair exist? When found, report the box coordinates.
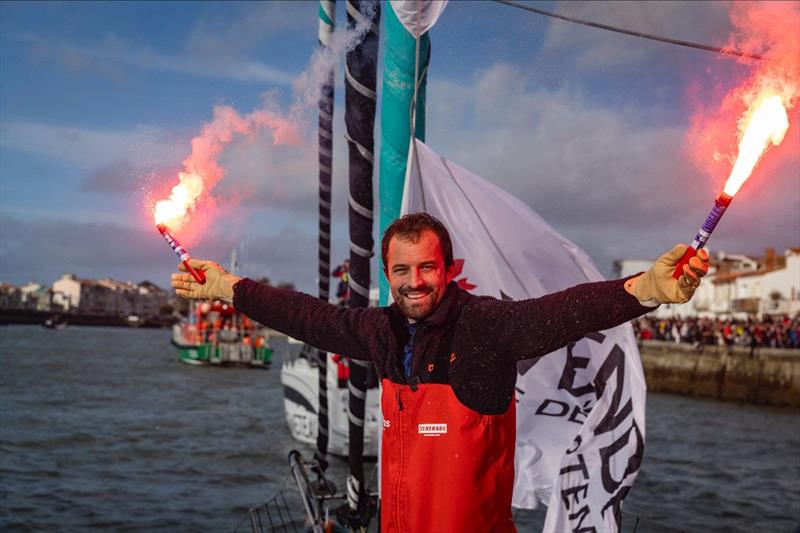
[381,212,454,271]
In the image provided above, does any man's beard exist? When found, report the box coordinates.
[393,283,440,321]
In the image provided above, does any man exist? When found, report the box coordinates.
[332,258,351,306]
[172,212,709,533]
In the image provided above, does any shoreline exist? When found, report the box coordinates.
[640,340,800,407]
[0,309,176,328]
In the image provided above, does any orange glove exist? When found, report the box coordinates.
[625,245,709,305]
[171,259,241,302]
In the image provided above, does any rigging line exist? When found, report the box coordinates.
[493,0,763,61]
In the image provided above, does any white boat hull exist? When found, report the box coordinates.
[281,355,380,457]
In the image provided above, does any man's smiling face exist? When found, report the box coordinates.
[386,229,455,322]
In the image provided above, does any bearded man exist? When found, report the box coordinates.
[172,212,708,533]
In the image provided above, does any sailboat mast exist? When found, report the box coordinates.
[344,0,380,518]
[316,0,336,462]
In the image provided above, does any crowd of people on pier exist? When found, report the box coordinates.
[633,314,800,351]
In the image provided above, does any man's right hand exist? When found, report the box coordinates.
[171,259,241,302]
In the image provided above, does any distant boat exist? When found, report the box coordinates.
[43,314,67,329]
[171,301,273,368]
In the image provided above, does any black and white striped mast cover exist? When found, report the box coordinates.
[315,0,335,464]
[344,0,380,518]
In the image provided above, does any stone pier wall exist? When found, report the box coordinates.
[639,341,800,407]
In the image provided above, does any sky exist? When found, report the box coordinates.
[1,1,798,294]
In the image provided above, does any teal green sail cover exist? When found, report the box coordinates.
[378,4,430,304]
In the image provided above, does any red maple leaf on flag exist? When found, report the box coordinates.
[452,258,477,291]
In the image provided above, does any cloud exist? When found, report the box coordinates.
[82,160,139,193]
[14,29,298,85]
[183,2,314,59]
[428,63,699,221]
[0,120,183,168]
[23,32,127,81]
[0,120,190,203]
[426,62,799,275]
[543,1,733,69]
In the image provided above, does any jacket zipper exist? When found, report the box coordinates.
[394,386,404,530]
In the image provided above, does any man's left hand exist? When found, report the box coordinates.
[625,244,710,305]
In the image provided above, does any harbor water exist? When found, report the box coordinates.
[1,325,798,532]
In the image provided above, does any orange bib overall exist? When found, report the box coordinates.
[380,379,517,533]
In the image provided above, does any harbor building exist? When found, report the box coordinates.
[19,283,54,311]
[0,284,22,309]
[50,274,169,318]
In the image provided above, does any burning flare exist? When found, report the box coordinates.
[674,2,798,278]
[688,2,798,194]
[153,171,204,229]
[149,105,300,240]
[672,93,791,279]
[724,94,789,196]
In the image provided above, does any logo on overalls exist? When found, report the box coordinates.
[418,423,447,437]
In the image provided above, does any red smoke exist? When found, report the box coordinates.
[150,104,300,245]
[686,1,800,195]
[147,8,377,247]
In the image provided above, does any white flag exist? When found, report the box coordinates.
[389,0,449,37]
[401,140,647,532]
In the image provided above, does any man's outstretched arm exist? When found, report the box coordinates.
[499,244,709,360]
[171,259,380,360]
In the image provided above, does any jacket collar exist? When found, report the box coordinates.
[424,281,461,328]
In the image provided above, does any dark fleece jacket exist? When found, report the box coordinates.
[233,278,650,415]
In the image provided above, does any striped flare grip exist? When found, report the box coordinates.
[672,194,732,279]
